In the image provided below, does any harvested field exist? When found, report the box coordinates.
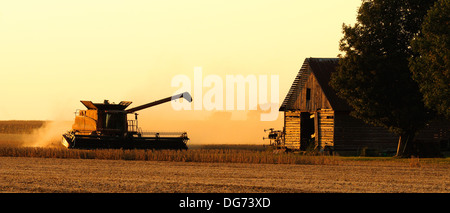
[1,156,449,193]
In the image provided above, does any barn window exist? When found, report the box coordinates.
[306,88,311,101]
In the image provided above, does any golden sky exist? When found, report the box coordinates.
[0,0,360,143]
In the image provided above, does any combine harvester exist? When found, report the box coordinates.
[62,92,192,150]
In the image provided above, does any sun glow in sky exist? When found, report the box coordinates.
[0,0,360,143]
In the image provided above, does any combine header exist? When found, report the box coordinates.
[62,92,192,150]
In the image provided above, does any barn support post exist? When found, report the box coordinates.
[395,131,415,158]
[314,112,320,150]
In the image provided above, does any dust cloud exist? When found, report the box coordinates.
[20,121,72,148]
[139,109,283,145]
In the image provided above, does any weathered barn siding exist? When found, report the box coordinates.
[294,69,332,111]
[284,111,301,150]
[333,112,398,151]
[316,109,334,149]
[416,119,450,142]
[415,119,450,151]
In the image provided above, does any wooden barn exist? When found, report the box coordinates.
[279,58,450,154]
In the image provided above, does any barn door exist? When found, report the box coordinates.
[300,112,314,151]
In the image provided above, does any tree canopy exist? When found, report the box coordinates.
[410,0,450,118]
[330,0,437,157]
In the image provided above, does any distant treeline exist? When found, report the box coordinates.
[0,120,46,134]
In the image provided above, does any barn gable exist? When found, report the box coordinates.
[279,58,351,112]
[292,67,332,111]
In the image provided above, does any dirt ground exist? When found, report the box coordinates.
[0,156,449,193]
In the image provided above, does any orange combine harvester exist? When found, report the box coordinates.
[62,92,192,150]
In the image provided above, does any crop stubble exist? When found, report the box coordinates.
[0,156,448,193]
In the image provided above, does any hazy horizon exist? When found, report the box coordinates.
[0,0,360,144]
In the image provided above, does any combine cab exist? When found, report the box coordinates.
[62,92,192,150]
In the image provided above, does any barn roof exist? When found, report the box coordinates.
[279,57,352,111]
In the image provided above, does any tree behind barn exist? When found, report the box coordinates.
[410,0,450,119]
[330,0,437,157]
